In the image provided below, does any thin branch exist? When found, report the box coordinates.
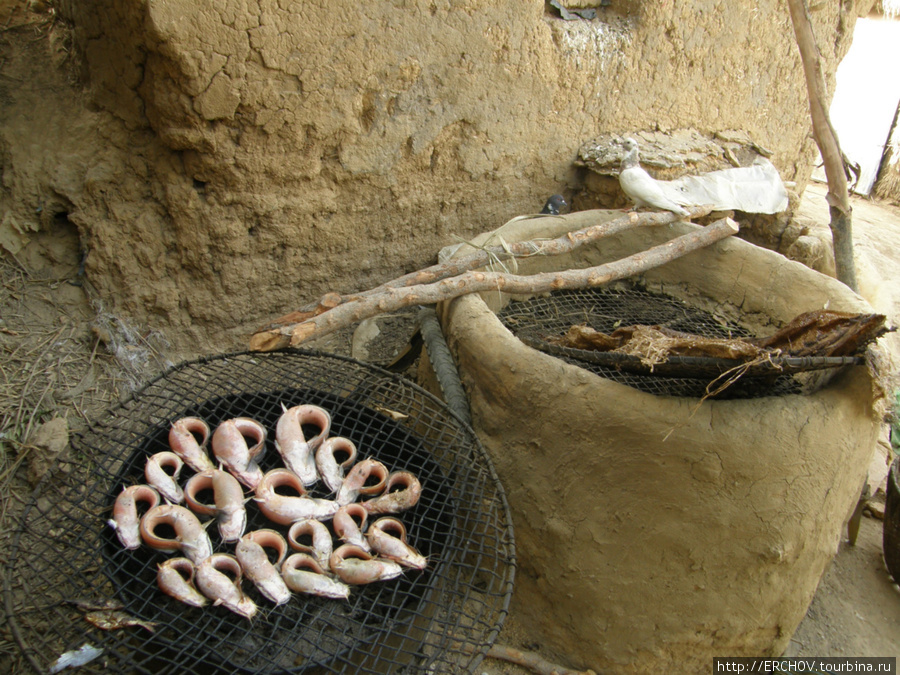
[250,218,739,351]
[256,206,714,333]
[787,0,858,291]
[485,643,598,675]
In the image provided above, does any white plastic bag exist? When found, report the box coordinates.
[660,158,789,214]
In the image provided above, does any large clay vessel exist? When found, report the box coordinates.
[431,211,883,673]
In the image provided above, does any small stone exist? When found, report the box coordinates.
[863,501,885,520]
[26,417,70,486]
[351,317,381,361]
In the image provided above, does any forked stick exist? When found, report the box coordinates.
[249,217,738,351]
[255,205,714,336]
[344,205,713,301]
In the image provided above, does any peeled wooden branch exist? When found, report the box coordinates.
[347,205,712,299]
[484,643,597,675]
[249,217,739,351]
[787,0,858,291]
[257,206,714,334]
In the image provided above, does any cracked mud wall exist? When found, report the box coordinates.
[1,0,866,350]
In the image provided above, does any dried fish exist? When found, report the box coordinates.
[748,310,891,357]
[68,598,124,612]
[85,609,158,633]
[552,310,892,361]
[49,643,104,673]
[373,405,409,422]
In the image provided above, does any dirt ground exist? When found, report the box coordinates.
[782,182,900,660]
[1,184,899,674]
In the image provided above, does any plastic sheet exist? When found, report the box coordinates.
[660,158,789,214]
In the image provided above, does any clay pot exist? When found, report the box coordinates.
[426,211,884,673]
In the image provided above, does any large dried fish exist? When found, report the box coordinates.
[551,310,891,361]
[553,324,763,361]
[748,310,890,357]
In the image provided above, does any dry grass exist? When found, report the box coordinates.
[0,251,173,518]
[0,252,169,670]
[874,154,900,205]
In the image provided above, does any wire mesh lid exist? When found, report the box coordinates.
[4,350,515,674]
[497,284,811,399]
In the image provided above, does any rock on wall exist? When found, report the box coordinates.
[1,0,865,351]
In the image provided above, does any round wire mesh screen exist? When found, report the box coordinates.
[497,284,804,399]
[3,350,515,674]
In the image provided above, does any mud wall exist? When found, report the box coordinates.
[0,0,866,351]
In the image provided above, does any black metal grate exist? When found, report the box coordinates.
[3,350,515,674]
[497,284,804,399]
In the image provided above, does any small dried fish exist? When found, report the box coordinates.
[49,643,104,673]
[85,610,158,633]
[366,517,428,570]
[329,544,403,584]
[373,405,408,421]
[68,598,124,612]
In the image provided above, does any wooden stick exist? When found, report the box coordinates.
[786,0,858,291]
[345,205,712,299]
[257,206,714,334]
[484,643,598,675]
[249,218,739,351]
